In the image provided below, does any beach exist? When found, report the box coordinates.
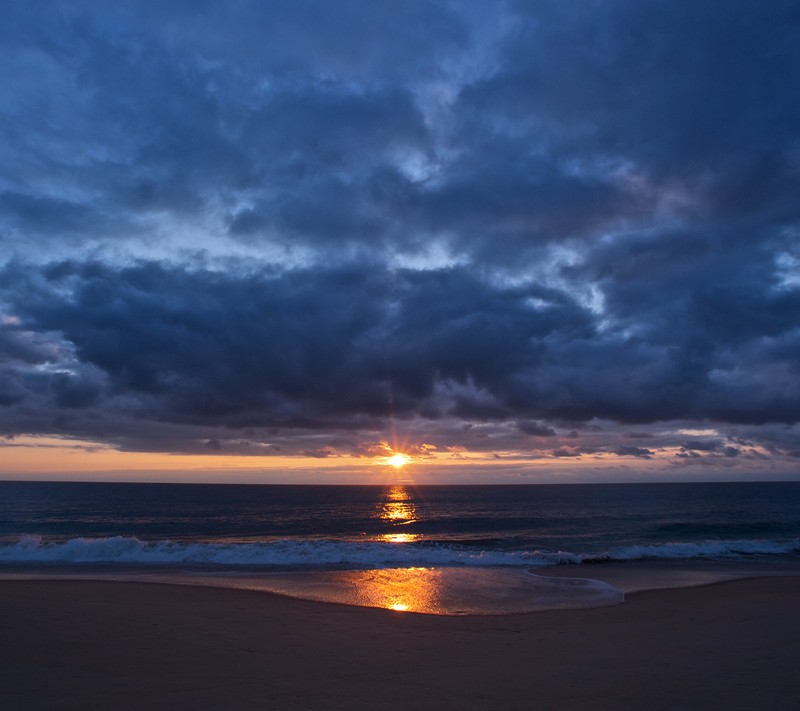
[1,577,798,710]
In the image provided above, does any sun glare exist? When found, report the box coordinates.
[387,452,411,468]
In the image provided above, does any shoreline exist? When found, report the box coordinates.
[3,557,800,610]
[2,576,799,709]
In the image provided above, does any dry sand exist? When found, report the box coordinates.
[1,577,798,710]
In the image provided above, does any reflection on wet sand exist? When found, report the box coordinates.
[245,566,625,615]
[350,567,442,613]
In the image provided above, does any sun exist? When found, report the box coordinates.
[386,452,411,468]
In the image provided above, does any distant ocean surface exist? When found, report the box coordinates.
[2,481,799,570]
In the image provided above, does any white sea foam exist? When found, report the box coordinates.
[1,534,798,569]
[0,535,550,567]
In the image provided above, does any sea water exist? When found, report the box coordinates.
[1,481,798,614]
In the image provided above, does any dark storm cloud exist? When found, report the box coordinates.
[1,257,799,443]
[516,421,557,437]
[0,192,108,239]
[0,1,799,465]
[0,319,57,365]
[611,446,654,460]
[446,0,800,258]
[0,0,453,257]
[0,260,589,428]
[484,0,800,181]
[67,0,469,81]
[2,1,798,260]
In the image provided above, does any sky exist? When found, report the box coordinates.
[1,1,799,484]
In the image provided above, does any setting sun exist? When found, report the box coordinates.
[387,452,411,468]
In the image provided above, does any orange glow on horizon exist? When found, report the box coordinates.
[0,434,735,485]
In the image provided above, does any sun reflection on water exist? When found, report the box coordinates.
[381,532,417,544]
[378,484,417,522]
[376,485,420,542]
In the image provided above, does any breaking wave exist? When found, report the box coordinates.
[1,535,799,569]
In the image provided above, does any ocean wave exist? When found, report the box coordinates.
[0,535,798,568]
[585,538,800,562]
[0,535,558,567]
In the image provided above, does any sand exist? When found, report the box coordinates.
[1,577,798,710]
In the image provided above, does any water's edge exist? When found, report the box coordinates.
[3,561,798,615]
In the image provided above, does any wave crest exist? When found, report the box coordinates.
[1,535,798,568]
[0,535,554,567]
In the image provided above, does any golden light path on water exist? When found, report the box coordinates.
[2,483,769,613]
[236,485,624,614]
[5,484,622,615]
[376,484,421,543]
[8,483,783,613]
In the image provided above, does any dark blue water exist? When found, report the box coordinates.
[1,481,799,569]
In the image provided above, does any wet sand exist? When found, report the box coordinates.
[1,577,798,710]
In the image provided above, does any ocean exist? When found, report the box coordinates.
[2,480,799,614]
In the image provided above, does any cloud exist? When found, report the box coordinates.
[611,446,654,459]
[0,1,798,474]
[516,420,557,437]
[2,257,799,441]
